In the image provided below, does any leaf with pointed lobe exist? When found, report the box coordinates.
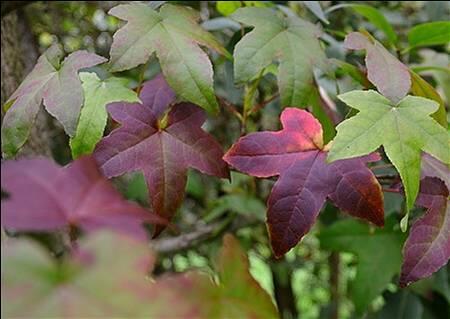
[231,6,328,106]
[1,44,107,157]
[108,3,230,113]
[224,108,383,257]
[94,74,229,236]
[328,90,450,215]
[70,73,140,158]
[399,177,450,287]
[1,156,165,239]
[344,32,410,103]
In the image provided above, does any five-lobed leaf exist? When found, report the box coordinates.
[399,177,450,287]
[231,7,328,106]
[1,156,165,239]
[94,74,229,236]
[1,44,107,157]
[224,108,384,257]
[319,216,406,314]
[108,3,230,114]
[328,90,450,218]
[70,72,140,158]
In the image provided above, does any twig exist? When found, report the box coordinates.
[250,93,279,114]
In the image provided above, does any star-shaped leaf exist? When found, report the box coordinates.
[94,74,229,236]
[1,44,107,157]
[224,108,383,257]
[319,216,406,314]
[231,7,328,106]
[400,177,450,287]
[1,156,165,239]
[328,90,450,217]
[70,73,140,158]
[108,3,230,113]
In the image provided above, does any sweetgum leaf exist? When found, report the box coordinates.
[94,74,229,236]
[1,156,165,239]
[231,7,328,106]
[108,3,230,113]
[328,90,450,214]
[224,108,383,257]
[2,232,157,317]
[1,44,106,157]
[319,217,406,314]
[344,32,410,103]
[70,73,140,158]
[399,177,450,287]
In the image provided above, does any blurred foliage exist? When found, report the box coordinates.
[9,1,450,318]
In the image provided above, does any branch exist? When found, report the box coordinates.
[152,217,258,255]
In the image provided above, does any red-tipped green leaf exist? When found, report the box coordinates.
[1,45,106,157]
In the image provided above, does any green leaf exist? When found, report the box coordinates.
[70,73,139,158]
[319,217,406,314]
[369,291,423,319]
[328,90,450,215]
[108,3,231,114]
[232,7,328,106]
[1,45,106,157]
[410,70,448,127]
[407,21,450,49]
[216,1,242,16]
[302,1,329,24]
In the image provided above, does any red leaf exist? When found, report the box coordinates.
[1,156,165,239]
[224,108,384,257]
[399,177,450,287]
[94,74,229,236]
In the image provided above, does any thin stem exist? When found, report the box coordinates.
[370,164,394,170]
[382,187,401,194]
[250,93,279,114]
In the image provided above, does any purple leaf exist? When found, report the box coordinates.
[94,74,229,236]
[344,32,411,103]
[399,177,450,287]
[421,153,450,190]
[1,156,165,239]
[224,108,384,257]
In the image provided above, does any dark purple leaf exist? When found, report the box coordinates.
[94,74,229,236]
[224,108,384,257]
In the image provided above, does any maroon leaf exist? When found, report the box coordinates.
[1,156,165,239]
[224,108,384,257]
[399,177,450,287]
[94,74,229,236]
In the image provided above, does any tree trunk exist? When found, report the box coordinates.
[271,258,299,319]
[1,9,53,158]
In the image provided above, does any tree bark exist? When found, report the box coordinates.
[1,9,53,158]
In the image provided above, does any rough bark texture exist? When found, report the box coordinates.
[1,10,53,158]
